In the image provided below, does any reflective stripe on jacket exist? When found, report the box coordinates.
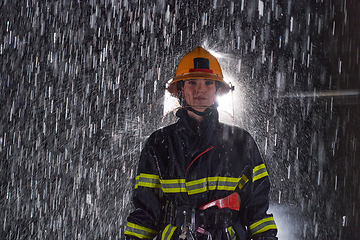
[125,109,277,239]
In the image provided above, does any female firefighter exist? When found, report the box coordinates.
[124,47,278,240]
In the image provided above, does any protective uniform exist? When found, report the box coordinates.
[124,109,277,240]
[124,47,277,240]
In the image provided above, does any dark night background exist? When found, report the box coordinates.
[0,0,359,239]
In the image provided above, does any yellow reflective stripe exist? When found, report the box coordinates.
[208,176,240,191]
[186,178,207,194]
[238,174,249,189]
[160,179,187,193]
[208,176,241,184]
[252,164,269,182]
[135,173,161,189]
[187,177,207,186]
[228,226,237,240]
[187,176,243,195]
[124,222,158,239]
[135,175,250,194]
[161,224,177,240]
[249,216,277,236]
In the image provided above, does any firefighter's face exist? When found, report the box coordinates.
[182,79,220,111]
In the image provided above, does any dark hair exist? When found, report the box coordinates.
[215,81,221,92]
[176,81,184,106]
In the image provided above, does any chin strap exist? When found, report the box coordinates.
[186,106,211,117]
[185,102,218,117]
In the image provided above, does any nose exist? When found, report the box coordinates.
[195,80,206,93]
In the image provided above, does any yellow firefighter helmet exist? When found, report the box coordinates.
[167,47,231,97]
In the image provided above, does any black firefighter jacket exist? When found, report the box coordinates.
[125,108,277,240]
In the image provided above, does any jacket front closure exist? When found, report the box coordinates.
[172,109,223,207]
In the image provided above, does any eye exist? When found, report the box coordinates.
[205,80,214,85]
[187,80,197,85]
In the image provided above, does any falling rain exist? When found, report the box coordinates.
[0,0,359,239]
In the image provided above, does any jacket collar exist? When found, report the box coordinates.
[176,108,219,137]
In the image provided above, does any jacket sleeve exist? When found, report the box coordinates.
[241,135,278,239]
[124,136,165,240]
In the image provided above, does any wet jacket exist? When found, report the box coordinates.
[124,109,277,240]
